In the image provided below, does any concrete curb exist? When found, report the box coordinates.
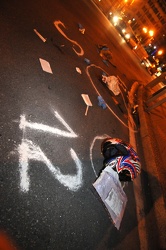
[137,85,166,249]
[128,82,149,250]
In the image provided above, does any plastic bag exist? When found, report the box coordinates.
[97,96,107,109]
[102,75,120,96]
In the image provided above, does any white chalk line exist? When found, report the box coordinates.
[18,139,83,192]
[52,20,141,238]
[53,20,136,131]
[19,110,78,138]
[86,64,129,128]
[86,65,137,132]
[90,135,109,177]
[52,22,136,179]
[54,20,84,56]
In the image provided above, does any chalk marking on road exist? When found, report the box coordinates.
[19,110,78,138]
[54,20,84,56]
[18,139,83,192]
[90,135,109,177]
[86,64,129,128]
[34,29,47,42]
[117,75,127,92]
[53,21,136,131]
[86,64,137,132]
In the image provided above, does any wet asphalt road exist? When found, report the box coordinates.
[0,0,153,249]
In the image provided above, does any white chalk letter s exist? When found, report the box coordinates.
[54,20,84,56]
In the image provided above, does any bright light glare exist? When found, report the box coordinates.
[113,16,119,23]
[112,16,120,26]
[158,50,163,55]
[149,30,154,36]
[125,33,130,39]
[122,29,126,33]
[143,27,148,33]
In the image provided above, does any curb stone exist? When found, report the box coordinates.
[137,85,166,249]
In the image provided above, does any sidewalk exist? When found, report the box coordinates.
[136,83,166,249]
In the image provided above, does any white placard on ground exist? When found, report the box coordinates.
[81,94,92,106]
[39,58,53,74]
[93,167,127,230]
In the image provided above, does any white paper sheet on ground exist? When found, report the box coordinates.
[81,94,92,106]
[39,58,53,74]
[105,189,123,216]
[81,94,92,116]
[93,166,127,230]
[76,67,82,74]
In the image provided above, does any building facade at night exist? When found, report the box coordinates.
[126,0,166,44]
[95,0,166,40]
[93,0,166,65]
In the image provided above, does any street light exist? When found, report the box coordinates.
[125,33,130,39]
[142,27,155,47]
[157,50,163,56]
[112,15,122,26]
[143,27,148,33]
[113,16,119,24]
[143,27,154,37]
[149,30,154,37]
